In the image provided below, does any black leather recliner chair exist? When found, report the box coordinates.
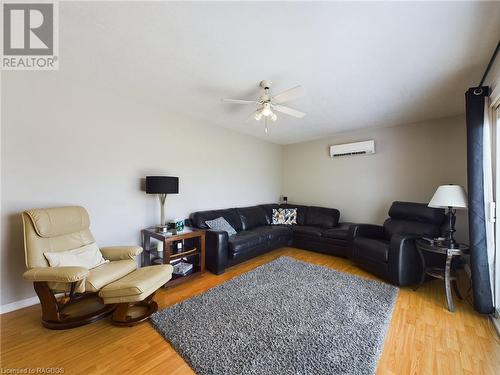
[351,201,445,286]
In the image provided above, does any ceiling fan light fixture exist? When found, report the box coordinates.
[254,112,263,121]
[270,112,277,121]
[261,103,272,116]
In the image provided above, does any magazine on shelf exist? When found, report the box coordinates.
[172,261,193,276]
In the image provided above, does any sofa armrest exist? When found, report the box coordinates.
[388,234,421,286]
[205,230,229,275]
[100,246,143,261]
[23,266,89,283]
[350,224,384,239]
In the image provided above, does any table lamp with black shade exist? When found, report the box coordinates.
[428,184,468,249]
[146,176,179,233]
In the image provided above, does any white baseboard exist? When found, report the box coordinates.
[0,296,40,314]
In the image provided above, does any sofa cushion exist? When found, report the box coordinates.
[190,208,243,232]
[322,223,352,241]
[305,206,340,228]
[237,206,269,230]
[280,204,308,225]
[85,259,137,292]
[99,264,173,302]
[228,230,267,255]
[354,238,390,263]
[252,226,292,241]
[292,225,324,237]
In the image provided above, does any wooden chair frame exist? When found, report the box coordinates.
[33,281,115,330]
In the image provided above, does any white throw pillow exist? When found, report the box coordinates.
[44,242,108,269]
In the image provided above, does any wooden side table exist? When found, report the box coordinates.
[141,227,205,287]
[415,238,469,312]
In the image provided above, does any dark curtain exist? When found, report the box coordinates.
[465,86,494,314]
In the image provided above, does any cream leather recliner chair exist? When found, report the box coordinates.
[22,206,172,329]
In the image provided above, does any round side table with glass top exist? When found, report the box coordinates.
[414,238,469,312]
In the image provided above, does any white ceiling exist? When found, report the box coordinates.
[61,1,500,144]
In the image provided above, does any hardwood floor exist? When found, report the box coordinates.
[1,247,499,374]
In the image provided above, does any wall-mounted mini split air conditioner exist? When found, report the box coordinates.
[329,140,375,158]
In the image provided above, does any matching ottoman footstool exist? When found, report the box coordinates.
[99,264,173,326]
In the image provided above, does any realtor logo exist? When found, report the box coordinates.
[2,2,59,70]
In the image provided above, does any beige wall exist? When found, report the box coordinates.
[0,62,469,310]
[0,79,468,309]
[0,74,283,306]
[282,116,468,240]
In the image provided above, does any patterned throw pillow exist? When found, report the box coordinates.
[272,208,297,225]
[205,217,237,236]
[272,208,285,224]
[282,208,297,225]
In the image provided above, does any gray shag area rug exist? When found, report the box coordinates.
[151,256,398,375]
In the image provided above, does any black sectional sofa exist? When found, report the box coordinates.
[190,204,352,275]
[190,201,447,287]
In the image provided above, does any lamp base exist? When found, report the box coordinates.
[442,239,458,249]
[155,225,168,233]
[444,207,458,249]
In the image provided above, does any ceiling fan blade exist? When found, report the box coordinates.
[273,104,306,118]
[222,98,258,105]
[271,85,304,104]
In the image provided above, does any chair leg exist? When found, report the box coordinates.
[34,282,60,322]
[111,292,158,326]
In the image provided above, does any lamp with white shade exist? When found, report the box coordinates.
[428,184,468,248]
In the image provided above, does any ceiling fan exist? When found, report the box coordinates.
[222,80,306,133]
